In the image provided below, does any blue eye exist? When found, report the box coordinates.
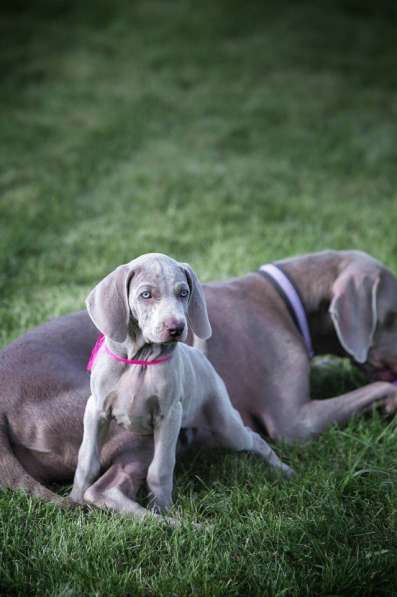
[141,290,152,299]
[180,288,189,298]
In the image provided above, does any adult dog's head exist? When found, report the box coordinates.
[86,253,212,346]
[329,253,397,381]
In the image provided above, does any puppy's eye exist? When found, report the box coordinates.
[179,288,189,298]
[140,290,152,299]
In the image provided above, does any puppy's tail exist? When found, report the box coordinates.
[0,419,71,508]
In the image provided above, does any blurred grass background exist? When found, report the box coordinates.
[0,0,396,594]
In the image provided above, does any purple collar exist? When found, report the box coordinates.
[258,265,397,385]
[258,264,314,359]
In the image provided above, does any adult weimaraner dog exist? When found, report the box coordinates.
[70,254,292,519]
[0,250,396,511]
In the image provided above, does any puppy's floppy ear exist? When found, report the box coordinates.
[181,263,212,340]
[86,263,135,342]
[329,269,380,364]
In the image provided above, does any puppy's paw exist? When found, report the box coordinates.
[70,487,86,505]
[281,463,295,479]
[380,395,397,416]
[148,493,172,514]
[52,495,79,510]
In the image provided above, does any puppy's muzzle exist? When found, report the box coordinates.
[165,319,185,340]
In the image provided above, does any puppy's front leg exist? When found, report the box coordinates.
[70,394,110,504]
[147,401,183,514]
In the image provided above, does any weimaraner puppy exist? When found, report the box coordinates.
[0,250,396,511]
[70,254,292,517]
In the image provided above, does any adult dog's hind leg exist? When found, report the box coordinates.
[0,418,69,506]
[84,461,155,521]
[205,379,294,478]
[83,436,180,526]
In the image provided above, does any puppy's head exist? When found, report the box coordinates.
[329,255,397,381]
[86,253,212,345]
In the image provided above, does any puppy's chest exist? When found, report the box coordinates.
[107,369,174,434]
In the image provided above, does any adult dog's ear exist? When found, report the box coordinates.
[329,269,380,364]
[86,264,135,342]
[181,263,212,340]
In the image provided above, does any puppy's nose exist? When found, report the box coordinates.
[167,321,185,338]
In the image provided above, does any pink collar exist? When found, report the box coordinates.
[87,335,172,371]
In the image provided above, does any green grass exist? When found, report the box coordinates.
[1,0,397,594]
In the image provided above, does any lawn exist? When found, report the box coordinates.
[1,0,397,594]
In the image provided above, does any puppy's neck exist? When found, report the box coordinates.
[106,334,177,362]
